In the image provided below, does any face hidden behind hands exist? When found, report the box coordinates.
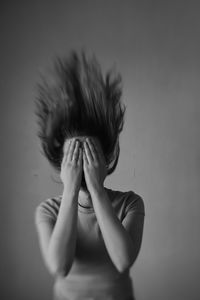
[63,135,93,191]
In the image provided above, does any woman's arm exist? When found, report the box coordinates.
[35,138,83,278]
[91,188,144,273]
[82,137,144,273]
[47,190,79,277]
[35,189,79,278]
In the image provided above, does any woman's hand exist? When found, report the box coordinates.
[60,138,83,194]
[83,137,107,195]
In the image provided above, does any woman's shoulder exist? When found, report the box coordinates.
[105,186,141,199]
[36,195,61,210]
[124,190,145,216]
[35,195,61,225]
[105,187,145,216]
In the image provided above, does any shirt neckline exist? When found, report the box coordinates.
[78,202,95,213]
[77,187,113,213]
[59,187,112,214]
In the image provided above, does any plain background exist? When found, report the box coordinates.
[1,1,200,300]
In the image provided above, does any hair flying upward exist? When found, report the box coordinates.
[34,50,126,176]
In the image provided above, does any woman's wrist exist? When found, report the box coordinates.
[90,185,106,201]
[62,185,79,200]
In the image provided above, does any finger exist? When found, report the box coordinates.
[72,140,80,162]
[83,140,93,164]
[62,140,72,166]
[83,147,89,165]
[86,138,96,160]
[77,147,83,166]
[68,138,77,161]
[88,138,99,161]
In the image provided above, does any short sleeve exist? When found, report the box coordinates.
[34,198,59,226]
[124,191,145,216]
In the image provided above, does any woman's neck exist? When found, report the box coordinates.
[78,188,93,208]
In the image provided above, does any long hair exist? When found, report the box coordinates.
[34,50,126,177]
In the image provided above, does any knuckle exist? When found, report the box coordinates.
[67,161,72,167]
[94,161,99,167]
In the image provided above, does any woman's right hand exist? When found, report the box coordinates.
[60,138,83,194]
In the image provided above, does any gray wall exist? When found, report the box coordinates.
[1,1,200,300]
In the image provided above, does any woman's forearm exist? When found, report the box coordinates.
[47,189,78,277]
[91,188,135,273]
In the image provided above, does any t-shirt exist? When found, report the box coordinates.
[35,187,145,300]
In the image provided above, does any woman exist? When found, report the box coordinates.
[34,50,145,300]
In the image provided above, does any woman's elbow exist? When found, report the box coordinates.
[47,260,72,278]
[45,251,73,278]
[115,250,140,273]
[115,258,134,273]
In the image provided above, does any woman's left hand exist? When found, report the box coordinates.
[83,137,107,195]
